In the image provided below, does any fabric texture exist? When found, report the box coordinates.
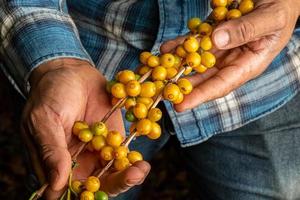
[1,0,300,147]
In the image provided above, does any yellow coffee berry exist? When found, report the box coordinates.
[176,45,188,58]
[198,22,213,36]
[148,122,162,140]
[124,97,136,110]
[133,102,148,119]
[138,65,151,75]
[91,135,106,151]
[154,81,165,96]
[78,129,93,143]
[200,36,213,51]
[118,70,135,84]
[114,157,130,171]
[187,17,202,31]
[136,119,152,135]
[148,108,162,122]
[111,83,127,98]
[139,51,152,65]
[177,78,193,95]
[239,0,254,15]
[213,6,228,21]
[183,36,199,53]
[80,191,94,200]
[140,81,156,98]
[183,66,193,75]
[163,83,181,101]
[147,55,160,68]
[226,9,242,20]
[186,52,201,67]
[212,0,227,8]
[160,53,175,68]
[91,122,108,137]
[114,146,128,160]
[106,131,123,148]
[201,51,216,68]
[85,176,100,193]
[194,65,207,73]
[71,180,82,194]
[73,121,89,136]
[173,55,182,68]
[127,151,143,164]
[125,80,141,97]
[100,146,114,161]
[152,66,167,81]
[136,97,153,109]
[166,67,178,79]
[173,92,184,104]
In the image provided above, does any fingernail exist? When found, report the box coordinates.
[126,178,141,186]
[214,30,230,48]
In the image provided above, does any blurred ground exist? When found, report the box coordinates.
[0,70,196,200]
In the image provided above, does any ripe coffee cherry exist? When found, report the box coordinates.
[114,157,130,171]
[127,151,143,164]
[198,22,212,36]
[78,129,93,143]
[183,66,193,75]
[213,6,228,21]
[138,65,151,75]
[183,36,199,53]
[133,102,148,119]
[173,92,184,104]
[173,55,182,68]
[239,0,254,15]
[71,180,82,194]
[91,135,106,151]
[91,122,108,137]
[140,82,156,98]
[111,83,127,98]
[194,65,207,73]
[85,176,100,192]
[106,131,123,147]
[212,0,227,8]
[118,70,135,84]
[114,146,128,159]
[106,80,117,93]
[201,51,216,68]
[148,108,162,122]
[80,191,94,200]
[154,81,165,96]
[160,53,175,68]
[147,55,160,68]
[94,191,108,200]
[125,80,141,97]
[166,67,178,79]
[124,97,136,110]
[163,83,181,101]
[176,45,188,58]
[187,17,202,31]
[73,121,89,136]
[152,66,167,81]
[136,119,152,135]
[226,9,242,20]
[200,36,213,51]
[186,52,201,67]
[100,146,114,161]
[136,97,153,109]
[147,122,162,140]
[177,78,193,95]
[139,51,152,65]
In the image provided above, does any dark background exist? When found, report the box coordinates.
[0,70,197,200]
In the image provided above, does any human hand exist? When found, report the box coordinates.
[161,0,300,112]
[22,58,150,199]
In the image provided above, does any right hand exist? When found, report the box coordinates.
[22,58,150,199]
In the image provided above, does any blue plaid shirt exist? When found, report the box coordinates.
[1,0,300,147]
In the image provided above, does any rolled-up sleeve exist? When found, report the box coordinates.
[0,1,93,94]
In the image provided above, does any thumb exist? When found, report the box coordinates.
[212,5,285,49]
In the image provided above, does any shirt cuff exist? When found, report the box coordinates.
[1,10,93,95]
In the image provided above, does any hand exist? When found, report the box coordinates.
[22,58,150,199]
[161,0,300,112]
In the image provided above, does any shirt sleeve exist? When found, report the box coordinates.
[0,0,93,95]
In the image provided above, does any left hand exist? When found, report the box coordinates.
[161,0,300,112]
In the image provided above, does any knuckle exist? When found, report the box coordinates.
[237,18,255,42]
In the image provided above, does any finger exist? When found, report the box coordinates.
[23,104,72,192]
[101,161,151,197]
[212,3,286,49]
[160,35,187,54]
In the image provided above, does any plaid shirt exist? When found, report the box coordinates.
[1,0,300,147]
